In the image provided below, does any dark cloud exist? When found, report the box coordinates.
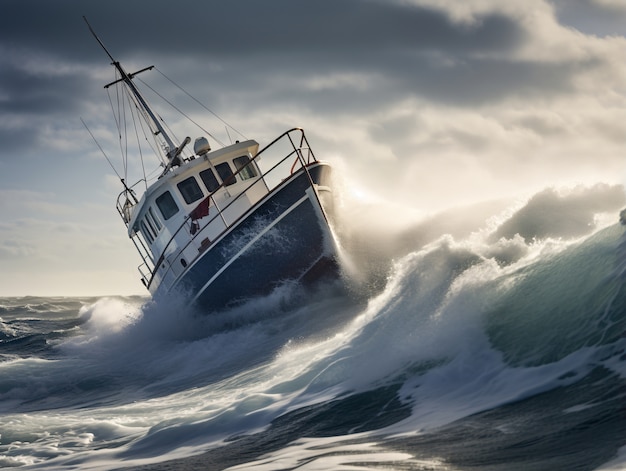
[551,0,626,37]
[0,0,528,156]
[0,0,624,295]
[0,63,88,114]
[401,56,595,105]
[185,1,522,57]
[1,0,523,60]
[0,0,619,168]
[181,53,585,122]
[0,58,93,157]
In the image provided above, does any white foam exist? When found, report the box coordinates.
[3,183,623,470]
[224,436,429,471]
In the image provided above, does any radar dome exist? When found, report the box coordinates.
[194,137,211,156]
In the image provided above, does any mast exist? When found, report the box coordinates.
[84,17,187,167]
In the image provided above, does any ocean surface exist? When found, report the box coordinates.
[1,183,625,470]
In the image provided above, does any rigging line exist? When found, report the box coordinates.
[106,80,128,178]
[120,72,130,178]
[134,95,166,168]
[124,85,149,173]
[225,125,233,145]
[138,75,221,147]
[122,82,130,178]
[136,76,226,148]
[155,67,248,142]
[131,91,169,177]
[128,90,149,192]
[106,86,122,140]
[161,116,183,151]
[81,117,123,181]
[106,88,125,176]
[113,70,123,158]
[122,76,172,165]
[112,69,128,177]
[120,84,127,177]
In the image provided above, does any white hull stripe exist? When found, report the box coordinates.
[190,194,310,304]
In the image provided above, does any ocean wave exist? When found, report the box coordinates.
[1,183,624,470]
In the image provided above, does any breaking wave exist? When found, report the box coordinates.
[0,182,624,470]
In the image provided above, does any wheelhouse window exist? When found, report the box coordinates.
[148,207,162,231]
[143,215,158,239]
[233,155,258,180]
[200,168,220,193]
[156,191,179,220]
[177,176,204,204]
[140,221,155,244]
[216,162,236,186]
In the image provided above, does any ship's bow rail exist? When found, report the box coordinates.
[120,128,330,294]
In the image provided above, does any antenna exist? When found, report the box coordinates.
[83,17,186,167]
[83,16,116,64]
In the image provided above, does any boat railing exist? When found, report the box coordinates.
[115,182,158,284]
[141,128,321,291]
[115,179,143,225]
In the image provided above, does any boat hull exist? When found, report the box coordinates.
[156,162,337,311]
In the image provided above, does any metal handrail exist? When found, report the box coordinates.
[142,128,320,290]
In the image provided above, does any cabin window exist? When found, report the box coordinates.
[133,222,152,248]
[233,155,258,180]
[216,162,236,186]
[177,176,204,204]
[200,168,220,193]
[156,191,179,220]
[144,216,158,239]
[140,221,155,244]
[148,207,162,231]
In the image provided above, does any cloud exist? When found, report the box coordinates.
[2,0,623,160]
[0,211,143,295]
[592,0,626,11]
[491,183,626,241]
[552,0,626,36]
[0,48,92,114]
[0,239,37,260]
[0,190,74,217]
[1,0,625,295]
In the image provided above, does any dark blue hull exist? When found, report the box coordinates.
[160,163,337,311]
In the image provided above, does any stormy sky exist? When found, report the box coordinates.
[1,0,625,296]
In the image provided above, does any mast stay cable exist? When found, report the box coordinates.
[137,77,226,148]
[127,88,149,192]
[81,117,125,185]
[83,16,182,165]
[155,67,248,143]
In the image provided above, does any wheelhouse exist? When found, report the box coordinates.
[120,138,267,286]
[86,18,336,308]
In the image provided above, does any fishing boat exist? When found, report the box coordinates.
[86,21,339,311]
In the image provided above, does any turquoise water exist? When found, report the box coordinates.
[1,184,624,470]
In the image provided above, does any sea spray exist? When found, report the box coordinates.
[1,183,625,470]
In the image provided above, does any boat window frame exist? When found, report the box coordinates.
[199,168,220,193]
[140,220,155,244]
[233,155,258,180]
[144,215,158,239]
[156,190,180,220]
[177,176,205,205]
[215,162,237,186]
[148,207,163,232]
